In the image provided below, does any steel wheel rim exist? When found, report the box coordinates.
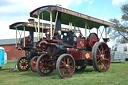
[59,56,75,78]
[96,43,110,72]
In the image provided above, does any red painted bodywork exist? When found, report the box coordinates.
[88,33,99,48]
[81,51,92,60]
[77,39,87,49]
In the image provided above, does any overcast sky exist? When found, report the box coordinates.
[0,0,128,47]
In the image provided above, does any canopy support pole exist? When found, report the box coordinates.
[38,14,40,41]
[16,27,17,47]
[69,22,72,30]
[105,27,107,38]
[50,12,53,40]
[34,18,38,41]
[71,22,72,30]
[97,28,98,36]
[53,11,58,37]
[24,26,25,47]
[69,22,70,30]
[85,22,87,40]
[74,24,76,34]
[42,13,43,39]
[69,16,72,31]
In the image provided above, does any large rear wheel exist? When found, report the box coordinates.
[92,42,111,72]
[36,54,53,76]
[17,57,29,71]
[56,54,75,78]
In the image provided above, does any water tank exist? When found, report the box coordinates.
[0,47,5,65]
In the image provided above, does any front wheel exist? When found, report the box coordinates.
[36,54,53,76]
[17,57,29,71]
[56,54,75,78]
[30,56,38,72]
[92,42,111,72]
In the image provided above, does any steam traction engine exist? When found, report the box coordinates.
[36,31,110,78]
[9,21,52,72]
[9,19,78,72]
[29,5,115,78]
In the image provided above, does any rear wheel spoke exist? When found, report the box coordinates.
[103,49,108,53]
[97,59,101,64]
[98,48,101,54]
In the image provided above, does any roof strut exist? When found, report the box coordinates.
[53,11,58,37]
[50,12,53,40]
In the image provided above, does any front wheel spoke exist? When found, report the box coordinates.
[60,64,64,68]
[67,58,69,64]
[61,60,66,65]
[66,68,69,75]
[67,68,71,73]
[67,60,72,64]
[62,69,65,75]
[69,65,73,69]
[64,57,66,64]
[60,67,65,72]
[42,67,46,73]
[45,68,48,73]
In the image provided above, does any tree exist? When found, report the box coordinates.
[108,4,128,43]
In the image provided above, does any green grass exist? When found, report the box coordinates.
[0,61,128,85]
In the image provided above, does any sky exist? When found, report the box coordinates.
[0,0,128,47]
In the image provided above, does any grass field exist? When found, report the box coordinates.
[0,61,128,85]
